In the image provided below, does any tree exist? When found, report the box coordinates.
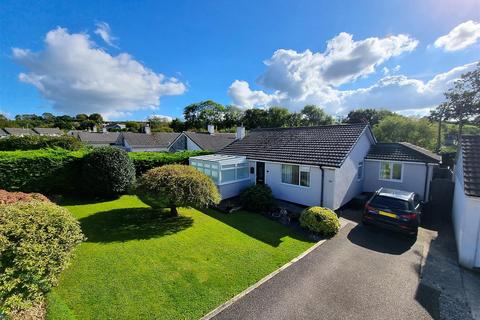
[242,108,268,129]
[443,64,480,143]
[344,108,394,126]
[75,114,89,121]
[266,106,290,127]
[169,118,186,132]
[125,121,140,132]
[136,164,221,216]
[88,113,103,124]
[373,115,437,150]
[300,105,334,126]
[223,105,244,128]
[184,100,225,130]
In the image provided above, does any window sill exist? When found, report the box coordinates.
[280,182,311,189]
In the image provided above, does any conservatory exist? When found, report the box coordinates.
[189,154,252,199]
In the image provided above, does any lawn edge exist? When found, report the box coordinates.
[201,219,351,320]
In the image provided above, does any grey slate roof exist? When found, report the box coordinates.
[118,132,180,148]
[0,129,8,137]
[3,128,37,136]
[184,132,236,152]
[460,135,480,197]
[33,127,64,135]
[220,123,370,167]
[77,132,120,144]
[366,142,441,163]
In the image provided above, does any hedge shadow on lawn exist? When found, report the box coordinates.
[202,208,313,247]
[78,208,193,243]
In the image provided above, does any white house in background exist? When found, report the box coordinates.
[189,123,441,210]
[32,127,64,136]
[169,125,238,152]
[452,135,480,269]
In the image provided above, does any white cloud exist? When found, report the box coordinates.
[434,20,480,51]
[13,27,186,119]
[94,22,118,48]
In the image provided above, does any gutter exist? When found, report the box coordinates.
[320,166,324,207]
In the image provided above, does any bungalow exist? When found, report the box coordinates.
[32,127,64,136]
[169,125,237,152]
[115,132,180,152]
[190,123,441,210]
[74,132,120,147]
[452,135,480,269]
[3,128,37,137]
[0,129,9,138]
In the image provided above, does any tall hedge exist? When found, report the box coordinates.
[129,150,211,175]
[0,135,84,151]
[0,149,208,195]
[0,149,86,193]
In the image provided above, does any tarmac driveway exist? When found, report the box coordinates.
[212,220,436,320]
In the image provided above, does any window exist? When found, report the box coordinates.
[357,161,364,180]
[282,164,310,187]
[379,162,402,181]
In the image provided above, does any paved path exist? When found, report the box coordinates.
[213,222,435,320]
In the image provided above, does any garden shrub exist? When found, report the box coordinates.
[81,147,136,197]
[0,135,83,151]
[240,184,274,212]
[0,201,84,314]
[299,206,340,237]
[129,150,211,176]
[136,164,221,215]
[0,149,86,194]
[0,189,50,204]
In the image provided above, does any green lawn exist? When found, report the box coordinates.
[46,195,314,320]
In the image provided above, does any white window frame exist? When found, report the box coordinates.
[357,161,364,181]
[281,164,311,188]
[378,161,403,182]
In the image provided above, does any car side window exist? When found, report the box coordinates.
[413,195,420,209]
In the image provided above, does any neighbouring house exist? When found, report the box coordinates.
[32,127,64,136]
[189,123,442,210]
[115,132,180,152]
[0,129,8,138]
[169,125,238,152]
[105,123,127,131]
[74,132,121,147]
[452,135,480,269]
[3,128,37,136]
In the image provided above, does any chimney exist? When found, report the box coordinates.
[207,124,215,135]
[236,126,245,140]
[92,125,97,133]
[144,124,151,134]
[102,127,108,133]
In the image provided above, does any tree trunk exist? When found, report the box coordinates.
[170,205,178,216]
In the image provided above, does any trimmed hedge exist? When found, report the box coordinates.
[129,150,211,175]
[299,206,340,237]
[0,135,83,151]
[82,147,136,197]
[0,200,84,314]
[0,149,209,194]
[240,184,274,212]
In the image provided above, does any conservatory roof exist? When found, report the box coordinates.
[190,154,247,165]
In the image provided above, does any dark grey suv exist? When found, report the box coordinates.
[362,187,422,236]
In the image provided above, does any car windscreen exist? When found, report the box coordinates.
[370,195,410,211]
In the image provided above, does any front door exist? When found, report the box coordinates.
[256,162,265,184]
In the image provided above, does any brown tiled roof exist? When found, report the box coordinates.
[366,142,441,163]
[184,132,236,152]
[461,135,480,197]
[118,132,180,148]
[220,123,370,167]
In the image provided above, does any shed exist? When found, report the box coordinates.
[189,154,251,199]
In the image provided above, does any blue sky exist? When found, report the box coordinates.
[1,0,479,120]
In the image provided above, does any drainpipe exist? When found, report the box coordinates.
[423,163,429,201]
[320,166,324,207]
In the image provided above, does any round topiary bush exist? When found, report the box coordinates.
[240,184,274,213]
[136,164,221,215]
[0,201,85,314]
[299,206,340,237]
[81,146,135,197]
